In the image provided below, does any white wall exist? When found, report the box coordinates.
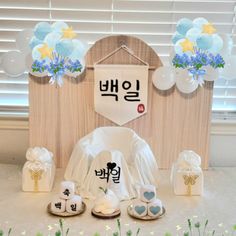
[0,121,235,167]
[210,134,236,167]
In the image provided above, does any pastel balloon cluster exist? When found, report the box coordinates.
[1,29,34,77]
[173,17,223,55]
[30,21,88,69]
[152,17,234,94]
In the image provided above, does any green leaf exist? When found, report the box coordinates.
[136,228,140,236]
[93,233,101,236]
[233,225,236,231]
[183,232,189,236]
[113,232,119,236]
[8,228,12,236]
[36,233,43,236]
[0,230,3,236]
[55,230,61,236]
[194,222,200,228]
[188,219,192,230]
[117,219,121,231]
[126,230,132,236]
[164,233,172,236]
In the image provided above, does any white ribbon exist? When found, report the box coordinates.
[26,147,53,171]
[26,147,53,163]
[176,150,202,171]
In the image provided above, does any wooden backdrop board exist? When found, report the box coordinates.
[29,35,213,169]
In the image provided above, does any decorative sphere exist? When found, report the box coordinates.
[34,22,52,40]
[29,36,43,49]
[55,39,74,57]
[196,34,213,50]
[208,34,223,54]
[176,18,193,35]
[186,27,202,43]
[193,17,208,29]
[172,32,185,44]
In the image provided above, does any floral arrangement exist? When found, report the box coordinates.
[172,50,225,85]
[30,21,87,86]
[172,17,225,85]
[1,219,236,236]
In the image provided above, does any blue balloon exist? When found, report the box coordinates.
[29,36,43,49]
[34,22,52,40]
[68,39,87,60]
[196,34,213,50]
[186,28,201,43]
[193,17,208,29]
[55,39,74,57]
[44,32,62,48]
[176,18,193,35]
[52,21,68,33]
[174,39,193,56]
[208,34,223,54]
[172,32,185,44]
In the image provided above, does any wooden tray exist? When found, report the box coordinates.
[91,208,121,219]
[47,202,86,217]
[127,205,165,221]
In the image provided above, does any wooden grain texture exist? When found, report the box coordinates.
[29,35,213,169]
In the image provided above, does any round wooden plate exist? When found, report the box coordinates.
[127,205,165,221]
[91,208,121,219]
[47,202,86,217]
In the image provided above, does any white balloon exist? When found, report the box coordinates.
[2,51,26,77]
[25,53,48,77]
[15,29,33,54]
[203,66,219,81]
[152,66,176,90]
[176,69,199,94]
[66,57,85,78]
[220,34,234,56]
[219,55,236,80]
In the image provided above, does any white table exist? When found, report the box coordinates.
[0,164,235,236]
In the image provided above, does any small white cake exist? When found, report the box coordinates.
[147,198,163,217]
[60,181,75,200]
[94,189,119,215]
[66,195,82,213]
[132,199,147,217]
[140,184,156,203]
[51,196,66,213]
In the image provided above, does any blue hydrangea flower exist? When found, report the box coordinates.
[172,49,225,85]
[31,60,48,73]
[66,59,82,73]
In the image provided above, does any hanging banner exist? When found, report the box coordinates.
[94,64,149,125]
